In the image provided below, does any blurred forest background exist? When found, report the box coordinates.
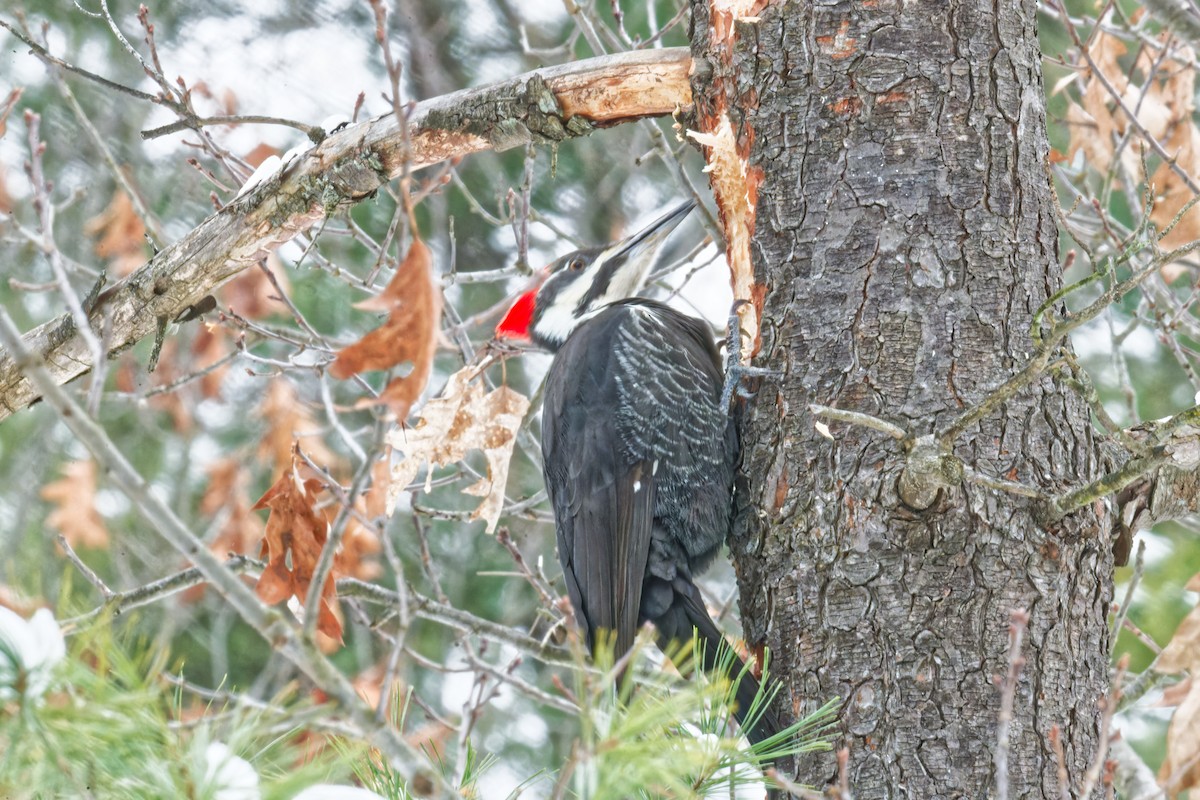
[0,0,1198,797]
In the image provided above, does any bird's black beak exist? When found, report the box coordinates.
[606,199,697,267]
[582,199,697,305]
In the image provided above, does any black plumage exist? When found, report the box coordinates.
[540,298,780,745]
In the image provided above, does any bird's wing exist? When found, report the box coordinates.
[607,303,726,477]
[542,314,656,658]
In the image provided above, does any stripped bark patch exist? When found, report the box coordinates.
[816,20,858,59]
[688,116,761,362]
[711,0,768,45]
[829,96,864,116]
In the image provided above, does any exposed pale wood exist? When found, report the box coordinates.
[0,48,693,422]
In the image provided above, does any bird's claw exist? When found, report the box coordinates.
[722,302,777,412]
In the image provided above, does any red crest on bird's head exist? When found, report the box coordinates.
[495,289,539,340]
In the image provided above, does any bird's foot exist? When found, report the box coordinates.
[721,363,777,411]
[722,301,779,412]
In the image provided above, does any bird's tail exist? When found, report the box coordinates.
[661,587,784,748]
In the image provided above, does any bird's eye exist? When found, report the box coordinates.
[568,258,584,272]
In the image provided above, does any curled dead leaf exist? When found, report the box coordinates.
[41,460,109,550]
[1157,575,1200,796]
[1157,592,1200,675]
[182,459,264,603]
[1160,676,1200,797]
[330,237,442,420]
[252,457,343,644]
[84,190,147,277]
[1064,32,1200,281]
[221,254,288,320]
[201,458,264,556]
[256,378,339,474]
[384,364,530,533]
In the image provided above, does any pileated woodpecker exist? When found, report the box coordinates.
[496,201,781,746]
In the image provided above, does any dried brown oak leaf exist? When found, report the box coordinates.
[330,237,442,420]
[1063,32,1200,282]
[41,459,109,550]
[222,255,288,321]
[256,378,339,474]
[327,456,390,583]
[84,189,147,277]
[385,363,529,533]
[1157,572,1200,796]
[252,464,342,643]
[182,459,264,603]
[201,458,264,556]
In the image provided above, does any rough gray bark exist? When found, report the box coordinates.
[690,1,1114,796]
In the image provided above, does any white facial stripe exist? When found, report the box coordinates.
[534,299,586,345]
[533,261,600,344]
[532,216,678,345]
[538,243,658,341]
[592,243,657,307]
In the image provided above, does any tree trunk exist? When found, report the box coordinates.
[690,0,1115,796]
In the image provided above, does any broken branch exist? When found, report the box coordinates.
[0,47,692,422]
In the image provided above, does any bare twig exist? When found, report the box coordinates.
[1111,736,1163,800]
[61,555,262,633]
[337,577,573,668]
[1050,0,1200,196]
[56,534,113,599]
[141,114,322,141]
[22,111,108,416]
[1110,540,1146,648]
[994,609,1029,800]
[808,403,907,440]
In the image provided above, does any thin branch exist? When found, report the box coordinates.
[1111,736,1163,800]
[808,403,907,440]
[337,577,574,668]
[141,114,322,141]
[1051,0,1200,196]
[940,231,1200,445]
[299,446,374,640]
[60,555,261,633]
[960,465,1047,500]
[1110,540,1146,648]
[22,111,108,416]
[0,18,160,103]
[994,609,1029,800]
[1044,406,1200,521]
[56,534,113,599]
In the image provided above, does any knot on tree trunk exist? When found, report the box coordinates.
[897,434,962,511]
